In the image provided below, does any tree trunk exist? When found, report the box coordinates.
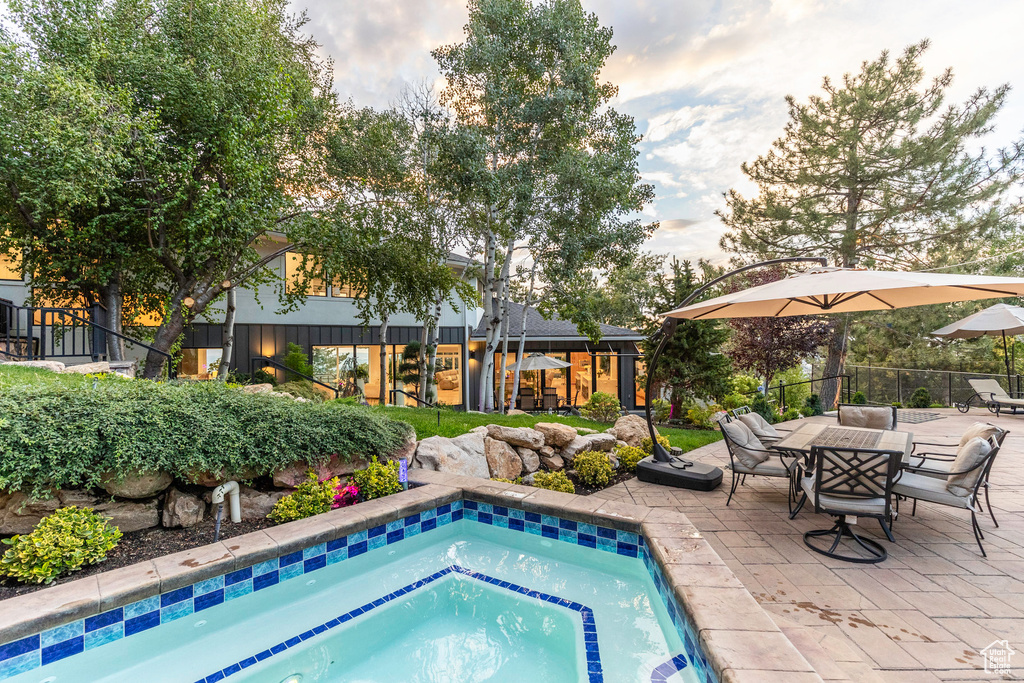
[509,260,537,410]
[100,276,125,362]
[497,295,511,413]
[424,293,442,404]
[478,229,498,411]
[379,317,389,405]
[418,321,429,403]
[142,307,186,379]
[218,287,237,382]
[819,314,851,409]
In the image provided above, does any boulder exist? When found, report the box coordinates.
[607,414,655,447]
[534,422,577,448]
[616,440,628,449]
[238,486,287,521]
[516,447,540,474]
[485,437,523,480]
[413,435,490,479]
[162,488,205,528]
[56,491,160,532]
[521,473,537,485]
[540,453,564,471]
[485,425,545,449]
[107,360,137,378]
[562,433,617,461]
[61,361,110,375]
[0,492,59,535]
[538,445,556,458]
[100,470,173,499]
[2,360,66,373]
[387,431,418,463]
[506,409,528,416]
[469,426,489,435]
[242,383,274,394]
[273,454,368,488]
[187,466,262,488]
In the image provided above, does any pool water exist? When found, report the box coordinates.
[9,521,696,683]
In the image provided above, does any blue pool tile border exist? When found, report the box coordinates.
[197,564,604,683]
[0,497,716,683]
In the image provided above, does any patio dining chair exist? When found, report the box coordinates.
[732,409,790,444]
[800,445,901,564]
[837,403,897,430]
[519,387,536,412]
[893,434,1002,557]
[719,420,800,509]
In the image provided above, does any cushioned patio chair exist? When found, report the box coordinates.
[800,445,901,563]
[732,409,790,444]
[837,404,897,430]
[519,387,536,411]
[720,420,800,509]
[965,378,1024,415]
[894,434,1002,557]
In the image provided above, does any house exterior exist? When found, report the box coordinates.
[0,246,648,411]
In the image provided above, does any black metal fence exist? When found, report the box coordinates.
[845,365,1020,407]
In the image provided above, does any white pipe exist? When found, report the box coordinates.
[211,481,241,523]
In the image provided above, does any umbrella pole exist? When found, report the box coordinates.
[1004,332,1013,387]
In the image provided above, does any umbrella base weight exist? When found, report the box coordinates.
[636,456,723,491]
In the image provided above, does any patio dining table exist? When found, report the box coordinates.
[770,422,914,466]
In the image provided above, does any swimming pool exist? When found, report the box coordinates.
[0,498,712,683]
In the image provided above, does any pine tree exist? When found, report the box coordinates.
[718,41,1024,407]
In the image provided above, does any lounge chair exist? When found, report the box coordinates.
[962,378,1024,415]
[720,420,800,508]
[837,404,897,430]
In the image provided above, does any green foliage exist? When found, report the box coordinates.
[282,343,315,382]
[892,402,903,408]
[579,392,622,423]
[782,408,801,422]
[641,435,671,455]
[650,398,671,424]
[0,380,412,499]
[775,366,811,412]
[531,471,575,494]
[573,451,613,486]
[750,393,778,424]
[909,387,932,409]
[730,375,761,395]
[351,458,402,501]
[268,473,340,524]
[614,445,646,472]
[685,404,722,429]
[851,391,868,405]
[0,507,121,584]
[490,477,523,485]
[803,394,824,417]
[275,380,322,402]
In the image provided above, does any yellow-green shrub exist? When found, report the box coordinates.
[532,471,575,494]
[0,507,121,584]
[351,457,402,500]
[615,445,646,472]
[640,434,671,454]
[573,450,613,486]
[269,473,340,523]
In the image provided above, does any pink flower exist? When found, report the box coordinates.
[332,481,360,509]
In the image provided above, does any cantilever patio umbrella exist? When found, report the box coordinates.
[642,262,1024,487]
[932,303,1024,383]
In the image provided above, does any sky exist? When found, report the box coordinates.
[297,0,1024,265]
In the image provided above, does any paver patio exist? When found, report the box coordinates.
[596,410,1024,682]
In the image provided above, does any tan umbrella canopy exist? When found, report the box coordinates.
[663,267,1024,320]
[932,303,1024,382]
[505,353,571,371]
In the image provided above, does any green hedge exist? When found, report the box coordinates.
[0,380,413,499]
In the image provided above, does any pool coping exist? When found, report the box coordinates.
[0,473,820,683]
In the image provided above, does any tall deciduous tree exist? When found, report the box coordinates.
[724,267,832,392]
[719,41,1024,407]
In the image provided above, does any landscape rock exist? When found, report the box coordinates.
[387,431,418,463]
[0,492,59,535]
[61,361,111,375]
[187,467,261,488]
[562,433,617,461]
[56,491,159,532]
[539,453,564,471]
[413,435,490,479]
[100,470,173,499]
[538,445,556,458]
[162,488,205,528]
[486,425,545,449]
[534,422,578,448]
[273,454,369,488]
[107,360,137,378]
[616,440,628,449]
[241,383,274,394]
[521,473,537,485]
[516,447,541,474]
[470,426,489,435]
[485,437,523,480]
[607,414,656,447]
[238,486,287,520]
[506,409,527,416]
[2,360,66,373]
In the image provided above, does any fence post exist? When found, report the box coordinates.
[947,372,952,407]
[89,303,105,362]
[779,380,785,411]
[896,372,901,405]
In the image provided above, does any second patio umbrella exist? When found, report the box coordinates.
[932,303,1024,383]
[504,353,571,371]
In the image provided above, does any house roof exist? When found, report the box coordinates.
[471,301,644,341]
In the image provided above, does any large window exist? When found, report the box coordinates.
[286,253,326,297]
[180,348,223,379]
[433,344,463,406]
[595,354,618,400]
[635,360,647,406]
[571,352,592,404]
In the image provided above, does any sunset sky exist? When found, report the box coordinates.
[300,0,1024,264]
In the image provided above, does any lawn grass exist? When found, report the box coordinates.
[0,365,96,391]
[372,406,721,453]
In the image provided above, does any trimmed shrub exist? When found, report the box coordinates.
[851,391,867,405]
[640,434,671,455]
[579,392,622,423]
[615,445,646,472]
[750,393,777,423]
[803,394,824,416]
[573,450,613,486]
[532,471,575,494]
[781,408,801,422]
[269,473,340,523]
[351,458,402,501]
[0,507,121,584]
[685,403,722,429]
[0,381,413,499]
[909,387,931,409]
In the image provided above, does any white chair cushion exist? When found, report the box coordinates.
[946,437,992,498]
[721,420,770,469]
[737,413,780,441]
[959,422,1001,447]
[839,406,894,430]
[732,459,794,478]
[800,476,886,516]
[894,471,974,509]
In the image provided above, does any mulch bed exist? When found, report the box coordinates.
[0,516,275,600]
[567,470,634,496]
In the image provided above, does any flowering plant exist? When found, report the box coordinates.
[333,480,360,508]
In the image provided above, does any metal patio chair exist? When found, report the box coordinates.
[720,419,800,509]
[837,404,897,430]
